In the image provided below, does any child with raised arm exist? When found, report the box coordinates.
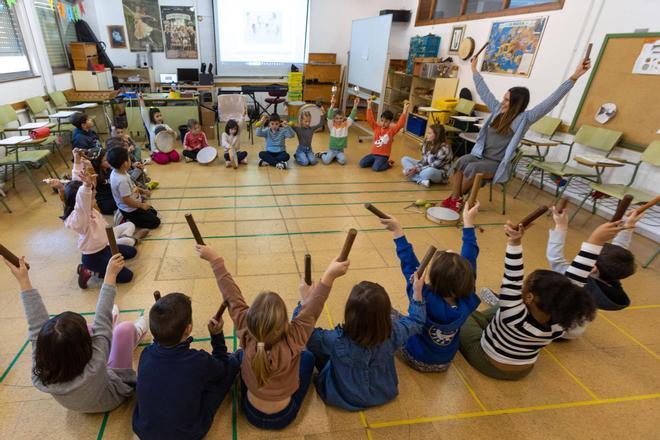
[5,254,147,413]
[132,293,240,439]
[359,100,409,172]
[256,113,295,169]
[381,203,481,372]
[459,221,621,380]
[197,244,349,429]
[291,108,325,166]
[304,275,425,411]
[318,96,359,165]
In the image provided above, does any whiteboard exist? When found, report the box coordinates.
[348,15,392,93]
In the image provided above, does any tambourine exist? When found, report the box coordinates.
[426,207,460,226]
[197,146,218,165]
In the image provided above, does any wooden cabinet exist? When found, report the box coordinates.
[304,64,341,83]
[303,84,333,103]
[304,53,342,105]
[308,53,336,63]
[70,43,98,70]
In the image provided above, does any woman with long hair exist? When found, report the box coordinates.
[440,53,591,211]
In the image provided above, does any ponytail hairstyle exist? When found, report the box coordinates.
[246,292,289,387]
[524,270,597,329]
[490,86,530,134]
[61,180,83,221]
[424,124,447,155]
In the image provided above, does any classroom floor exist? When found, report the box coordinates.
[0,126,659,440]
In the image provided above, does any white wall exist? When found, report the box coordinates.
[85,0,215,78]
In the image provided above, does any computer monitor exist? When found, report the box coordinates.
[160,73,178,84]
[177,68,199,83]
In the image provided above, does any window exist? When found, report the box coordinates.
[34,0,77,73]
[415,0,563,26]
[432,0,462,20]
[0,0,33,81]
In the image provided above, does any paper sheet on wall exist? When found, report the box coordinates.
[632,39,660,75]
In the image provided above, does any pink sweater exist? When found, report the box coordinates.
[64,185,109,254]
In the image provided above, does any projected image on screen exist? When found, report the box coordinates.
[246,11,282,44]
[216,0,308,68]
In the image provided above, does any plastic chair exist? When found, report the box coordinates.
[569,140,660,222]
[48,91,70,109]
[0,146,58,203]
[442,98,476,134]
[25,96,74,133]
[519,116,562,161]
[514,125,622,203]
[264,87,287,115]
[482,149,524,215]
[0,103,68,168]
[218,94,252,143]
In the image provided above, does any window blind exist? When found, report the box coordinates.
[34,0,76,71]
[0,0,32,79]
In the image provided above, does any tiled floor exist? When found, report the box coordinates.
[0,126,658,439]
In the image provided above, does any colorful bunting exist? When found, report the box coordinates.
[49,0,54,10]
[7,0,17,8]
[73,4,80,20]
[78,0,85,15]
[57,1,65,18]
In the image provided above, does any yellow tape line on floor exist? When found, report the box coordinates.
[542,348,599,400]
[368,393,660,429]
[598,313,660,361]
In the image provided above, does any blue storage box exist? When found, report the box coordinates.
[407,35,441,73]
[406,114,427,137]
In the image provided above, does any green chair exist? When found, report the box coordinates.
[0,147,58,203]
[569,140,660,222]
[25,96,75,134]
[442,98,476,134]
[0,102,68,168]
[48,91,70,109]
[482,149,524,215]
[519,116,562,161]
[514,125,622,203]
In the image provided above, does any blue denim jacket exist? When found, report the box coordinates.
[301,299,425,411]
[396,229,480,365]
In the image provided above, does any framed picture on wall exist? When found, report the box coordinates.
[449,25,465,54]
[160,6,198,59]
[122,0,165,52]
[481,16,548,77]
[107,25,128,49]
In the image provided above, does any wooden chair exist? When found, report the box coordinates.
[514,125,622,203]
[0,103,68,168]
[569,140,660,222]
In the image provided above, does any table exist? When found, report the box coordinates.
[17,121,56,132]
[520,135,561,162]
[48,111,77,134]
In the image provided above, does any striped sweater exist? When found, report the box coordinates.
[481,241,602,365]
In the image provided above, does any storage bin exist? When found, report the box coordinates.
[432,99,458,124]
[406,114,427,137]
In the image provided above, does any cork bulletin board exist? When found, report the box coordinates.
[571,33,660,148]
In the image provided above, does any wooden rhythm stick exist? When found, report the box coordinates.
[416,245,437,278]
[338,229,358,262]
[517,205,549,229]
[105,226,119,255]
[184,213,205,245]
[304,254,312,285]
[153,290,161,301]
[584,43,593,61]
[556,198,569,214]
[611,194,634,222]
[214,301,228,321]
[466,173,484,208]
[364,203,390,219]
[472,42,489,59]
[635,195,660,216]
[0,243,29,269]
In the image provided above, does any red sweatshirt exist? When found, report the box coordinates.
[367,108,406,158]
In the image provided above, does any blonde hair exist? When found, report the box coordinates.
[246,291,289,387]
[299,111,311,121]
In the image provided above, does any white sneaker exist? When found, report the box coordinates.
[225,161,232,168]
[112,304,119,327]
[419,179,430,188]
[479,288,500,307]
[134,316,149,343]
[276,162,287,170]
[142,158,152,165]
[258,160,268,167]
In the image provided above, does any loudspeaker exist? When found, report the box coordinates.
[379,9,411,22]
[199,73,213,86]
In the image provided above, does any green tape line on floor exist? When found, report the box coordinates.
[144,223,506,241]
[158,199,437,212]
[157,179,411,190]
[150,188,449,200]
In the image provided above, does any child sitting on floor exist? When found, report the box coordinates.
[71,147,116,215]
[197,243,349,430]
[318,96,359,166]
[112,124,145,164]
[359,99,409,172]
[6,254,147,413]
[72,112,101,150]
[256,113,295,170]
[304,276,425,411]
[458,220,621,381]
[291,108,325,166]
[107,147,160,230]
[381,203,481,372]
[401,124,453,187]
[105,137,155,191]
[61,170,141,288]
[132,294,240,439]
[182,118,209,162]
[139,94,180,165]
[221,114,249,167]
